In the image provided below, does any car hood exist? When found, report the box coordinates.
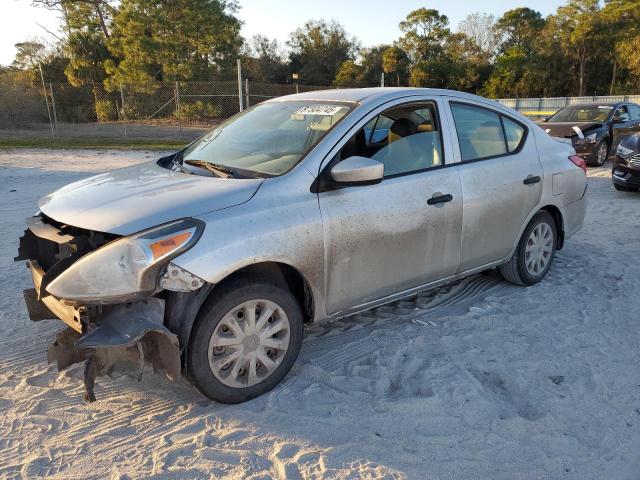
[538,121,604,138]
[39,161,263,235]
[620,132,640,151]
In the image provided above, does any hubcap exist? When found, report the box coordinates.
[525,222,554,276]
[208,299,290,388]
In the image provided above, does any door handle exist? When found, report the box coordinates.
[523,175,541,185]
[427,193,453,205]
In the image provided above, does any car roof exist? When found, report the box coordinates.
[266,87,502,107]
[562,102,626,108]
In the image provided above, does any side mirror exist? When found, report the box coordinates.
[330,156,384,185]
[613,116,626,124]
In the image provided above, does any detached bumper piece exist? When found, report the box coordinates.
[48,298,181,402]
[17,215,181,401]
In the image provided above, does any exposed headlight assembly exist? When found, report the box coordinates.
[47,218,204,304]
[617,144,635,159]
[575,132,598,144]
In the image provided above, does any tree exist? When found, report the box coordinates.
[494,7,545,53]
[601,0,640,93]
[549,0,601,96]
[12,42,47,70]
[398,8,450,62]
[382,46,409,86]
[481,8,550,98]
[334,60,363,87]
[241,35,288,83]
[105,0,242,91]
[288,20,359,85]
[457,13,499,61]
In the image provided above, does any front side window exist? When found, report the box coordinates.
[338,102,444,177]
[451,102,527,161]
[182,101,352,177]
[629,105,640,120]
[614,106,630,122]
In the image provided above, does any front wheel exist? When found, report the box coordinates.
[187,277,303,403]
[500,211,557,286]
[588,141,608,167]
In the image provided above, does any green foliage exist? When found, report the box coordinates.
[95,99,118,121]
[7,0,640,105]
[382,46,410,86]
[288,20,359,85]
[105,0,241,91]
[178,100,223,121]
[241,35,289,83]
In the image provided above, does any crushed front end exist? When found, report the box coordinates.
[15,214,205,401]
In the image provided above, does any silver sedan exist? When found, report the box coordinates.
[17,88,587,403]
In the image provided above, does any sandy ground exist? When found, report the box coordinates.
[0,149,639,480]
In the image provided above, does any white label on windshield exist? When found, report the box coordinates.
[295,105,344,116]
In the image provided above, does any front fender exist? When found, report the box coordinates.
[171,169,327,320]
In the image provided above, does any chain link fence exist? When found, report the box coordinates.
[0,73,338,141]
[1,68,639,142]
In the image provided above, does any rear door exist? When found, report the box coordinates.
[445,99,543,272]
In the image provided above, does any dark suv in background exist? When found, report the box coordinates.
[613,132,640,192]
[539,102,640,166]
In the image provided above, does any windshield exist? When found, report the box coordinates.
[182,101,353,177]
[548,105,612,123]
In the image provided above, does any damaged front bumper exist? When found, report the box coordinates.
[17,216,183,401]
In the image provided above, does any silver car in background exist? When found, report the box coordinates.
[16,88,587,403]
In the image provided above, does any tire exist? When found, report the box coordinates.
[613,183,639,192]
[187,276,303,403]
[587,141,608,167]
[499,211,557,286]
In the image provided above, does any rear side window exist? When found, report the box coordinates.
[450,102,527,161]
[628,104,640,120]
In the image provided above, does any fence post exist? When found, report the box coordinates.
[175,81,182,138]
[245,78,250,108]
[49,82,58,135]
[381,72,384,87]
[39,65,55,138]
[120,85,128,137]
[237,59,243,112]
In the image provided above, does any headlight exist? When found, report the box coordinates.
[47,218,204,303]
[617,144,635,159]
[575,132,597,144]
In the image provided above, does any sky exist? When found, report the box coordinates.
[0,0,568,66]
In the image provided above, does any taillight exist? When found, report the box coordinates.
[569,155,587,174]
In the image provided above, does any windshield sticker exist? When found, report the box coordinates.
[295,105,344,116]
[598,106,613,109]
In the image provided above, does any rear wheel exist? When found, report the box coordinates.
[500,211,557,286]
[187,277,303,403]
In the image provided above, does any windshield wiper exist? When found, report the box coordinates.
[184,159,234,178]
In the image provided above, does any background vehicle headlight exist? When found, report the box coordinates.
[575,132,597,144]
[616,144,635,159]
[46,218,204,303]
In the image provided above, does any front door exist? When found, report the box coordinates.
[318,100,463,315]
[612,105,640,151]
[447,99,544,271]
